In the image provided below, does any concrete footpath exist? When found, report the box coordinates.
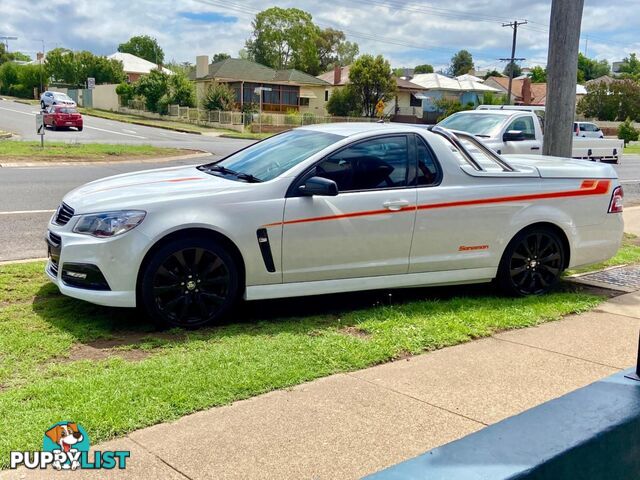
[3,288,640,480]
[625,204,640,236]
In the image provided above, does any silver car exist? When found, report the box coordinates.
[574,122,604,139]
[40,91,76,110]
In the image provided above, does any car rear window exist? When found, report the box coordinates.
[57,108,78,114]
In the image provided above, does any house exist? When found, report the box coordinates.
[193,56,329,114]
[485,76,586,105]
[107,52,173,83]
[316,65,430,121]
[456,73,485,83]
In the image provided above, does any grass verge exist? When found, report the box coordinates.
[623,144,640,155]
[0,140,191,162]
[0,260,603,467]
[567,232,640,275]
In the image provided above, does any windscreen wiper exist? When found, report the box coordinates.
[199,165,262,183]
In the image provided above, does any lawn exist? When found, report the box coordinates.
[623,144,640,155]
[0,260,604,468]
[0,140,192,162]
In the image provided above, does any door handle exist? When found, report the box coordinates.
[531,146,540,150]
[383,200,410,211]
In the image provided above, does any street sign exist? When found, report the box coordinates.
[35,113,45,147]
[87,77,95,89]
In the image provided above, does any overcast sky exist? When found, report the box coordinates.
[2,0,639,72]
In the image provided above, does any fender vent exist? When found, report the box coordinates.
[256,228,276,273]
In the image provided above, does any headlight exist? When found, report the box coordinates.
[73,210,146,238]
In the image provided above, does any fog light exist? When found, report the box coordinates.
[65,271,87,279]
[61,263,110,291]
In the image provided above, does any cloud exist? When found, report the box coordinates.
[1,0,637,69]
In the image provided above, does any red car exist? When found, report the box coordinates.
[43,105,83,131]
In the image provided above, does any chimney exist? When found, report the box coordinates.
[333,65,342,85]
[522,77,532,105]
[196,55,209,79]
[36,52,44,61]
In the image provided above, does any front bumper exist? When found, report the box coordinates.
[45,220,148,308]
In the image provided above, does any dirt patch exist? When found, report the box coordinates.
[340,326,372,340]
[65,344,150,362]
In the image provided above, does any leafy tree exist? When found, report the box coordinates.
[449,50,474,76]
[0,45,31,65]
[212,53,231,63]
[435,98,474,121]
[483,69,502,79]
[134,69,169,112]
[46,48,124,87]
[577,53,609,83]
[326,87,361,116]
[618,53,640,75]
[118,35,164,64]
[578,79,640,121]
[315,28,359,72]
[618,118,639,145]
[167,71,196,107]
[245,7,320,74]
[529,66,547,83]
[115,82,135,105]
[503,62,522,78]
[348,54,395,117]
[414,64,434,74]
[201,82,236,111]
[0,63,43,98]
[480,91,507,105]
[13,52,31,62]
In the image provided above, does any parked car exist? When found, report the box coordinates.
[46,124,624,328]
[40,91,76,110]
[438,109,623,163]
[43,105,83,131]
[574,121,605,138]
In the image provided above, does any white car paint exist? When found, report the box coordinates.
[40,91,76,109]
[45,123,624,318]
[574,121,604,139]
[438,110,624,163]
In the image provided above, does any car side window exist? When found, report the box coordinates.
[506,116,536,140]
[313,136,409,192]
[415,136,441,186]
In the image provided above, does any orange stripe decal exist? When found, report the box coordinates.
[265,179,611,228]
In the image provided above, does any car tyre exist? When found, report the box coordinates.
[77,126,83,132]
[497,227,565,296]
[40,100,46,110]
[140,236,240,329]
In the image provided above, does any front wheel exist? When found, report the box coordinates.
[140,237,240,328]
[497,227,565,296]
[40,100,46,110]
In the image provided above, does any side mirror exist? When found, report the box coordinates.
[503,130,526,142]
[299,176,338,196]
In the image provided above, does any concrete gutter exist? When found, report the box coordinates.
[0,131,12,139]
[0,151,211,168]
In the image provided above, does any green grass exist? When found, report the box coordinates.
[220,131,275,140]
[567,232,640,275]
[0,140,189,161]
[623,144,640,155]
[0,260,603,467]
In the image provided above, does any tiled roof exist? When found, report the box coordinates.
[198,58,329,86]
[316,65,351,86]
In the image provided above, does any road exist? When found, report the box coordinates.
[0,98,251,155]
[0,97,639,261]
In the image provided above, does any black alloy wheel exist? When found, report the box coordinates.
[141,238,239,328]
[498,228,564,296]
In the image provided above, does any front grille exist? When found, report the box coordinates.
[54,203,74,226]
[48,231,61,247]
[48,261,59,276]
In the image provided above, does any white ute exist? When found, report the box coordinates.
[46,123,624,328]
[439,107,624,164]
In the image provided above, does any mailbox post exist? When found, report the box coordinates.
[35,112,45,148]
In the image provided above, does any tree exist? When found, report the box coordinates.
[134,69,169,112]
[449,50,474,76]
[245,7,320,74]
[435,98,474,121]
[577,79,640,121]
[618,53,640,78]
[118,35,164,65]
[212,53,231,63]
[577,53,609,82]
[503,62,522,78]
[529,66,547,83]
[315,28,359,72]
[414,64,434,74]
[45,48,124,87]
[326,87,361,116]
[115,82,135,106]
[0,45,31,65]
[618,118,639,145]
[348,54,395,117]
[202,82,236,111]
[483,69,502,79]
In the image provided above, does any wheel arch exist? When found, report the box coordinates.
[136,227,247,299]
[506,221,571,269]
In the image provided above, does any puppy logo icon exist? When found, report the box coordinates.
[43,422,89,470]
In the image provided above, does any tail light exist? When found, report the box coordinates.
[608,186,624,213]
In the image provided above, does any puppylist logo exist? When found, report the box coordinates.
[10,422,130,471]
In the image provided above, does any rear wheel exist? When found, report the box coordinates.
[497,227,565,296]
[140,237,240,328]
[77,126,83,131]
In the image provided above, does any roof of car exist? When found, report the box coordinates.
[456,109,521,116]
[297,122,434,137]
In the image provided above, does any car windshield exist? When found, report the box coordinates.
[438,112,506,137]
[200,129,343,182]
[54,93,71,100]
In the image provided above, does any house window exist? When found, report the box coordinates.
[324,90,329,101]
[300,97,310,106]
[409,94,423,107]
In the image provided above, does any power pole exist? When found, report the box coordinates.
[501,20,527,104]
[543,0,585,158]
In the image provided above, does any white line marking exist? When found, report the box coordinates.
[0,106,34,116]
[0,209,56,215]
[122,129,138,134]
[83,125,146,139]
[620,180,640,184]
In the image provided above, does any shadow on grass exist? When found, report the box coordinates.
[31,279,600,352]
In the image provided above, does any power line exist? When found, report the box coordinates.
[501,20,527,104]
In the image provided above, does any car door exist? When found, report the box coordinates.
[281,134,417,283]
[502,115,542,154]
[43,106,53,125]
